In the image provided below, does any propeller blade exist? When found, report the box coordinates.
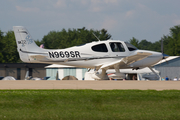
[161,37,164,54]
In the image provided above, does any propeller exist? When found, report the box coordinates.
[161,37,164,57]
[161,37,168,64]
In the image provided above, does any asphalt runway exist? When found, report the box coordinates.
[0,80,180,90]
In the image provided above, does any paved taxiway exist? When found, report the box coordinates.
[0,80,179,90]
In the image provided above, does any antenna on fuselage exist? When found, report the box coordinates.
[92,33,100,41]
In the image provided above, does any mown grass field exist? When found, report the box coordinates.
[0,90,180,120]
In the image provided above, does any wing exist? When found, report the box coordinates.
[100,52,152,70]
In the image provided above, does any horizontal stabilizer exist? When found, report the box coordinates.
[29,55,49,61]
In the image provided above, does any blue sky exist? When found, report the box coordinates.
[1,0,180,42]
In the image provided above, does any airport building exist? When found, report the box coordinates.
[0,63,87,80]
[153,56,180,80]
[0,63,49,80]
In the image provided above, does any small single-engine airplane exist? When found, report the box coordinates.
[13,26,163,80]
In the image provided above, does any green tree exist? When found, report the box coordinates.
[1,31,20,63]
[151,41,161,52]
[0,30,4,63]
[98,29,111,40]
[41,27,111,49]
[138,39,152,50]
[128,38,161,52]
[169,25,180,55]
[129,37,139,48]
[35,40,43,46]
[159,25,180,56]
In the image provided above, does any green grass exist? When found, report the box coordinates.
[0,90,180,120]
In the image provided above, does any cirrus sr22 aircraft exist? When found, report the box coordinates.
[13,26,163,80]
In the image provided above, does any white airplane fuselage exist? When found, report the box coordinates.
[28,40,162,69]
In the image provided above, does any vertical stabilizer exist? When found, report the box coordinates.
[13,26,44,62]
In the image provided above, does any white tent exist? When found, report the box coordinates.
[45,64,87,80]
[2,76,16,80]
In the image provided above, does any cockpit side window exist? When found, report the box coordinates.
[91,43,108,52]
[125,42,138,51]
[110,42,125,52]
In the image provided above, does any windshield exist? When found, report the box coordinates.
[125,42,138,51]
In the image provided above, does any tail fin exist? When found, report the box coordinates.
[13,26,45,62]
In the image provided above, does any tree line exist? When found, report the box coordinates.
[129,25,180,56]
[0,25,180,63]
